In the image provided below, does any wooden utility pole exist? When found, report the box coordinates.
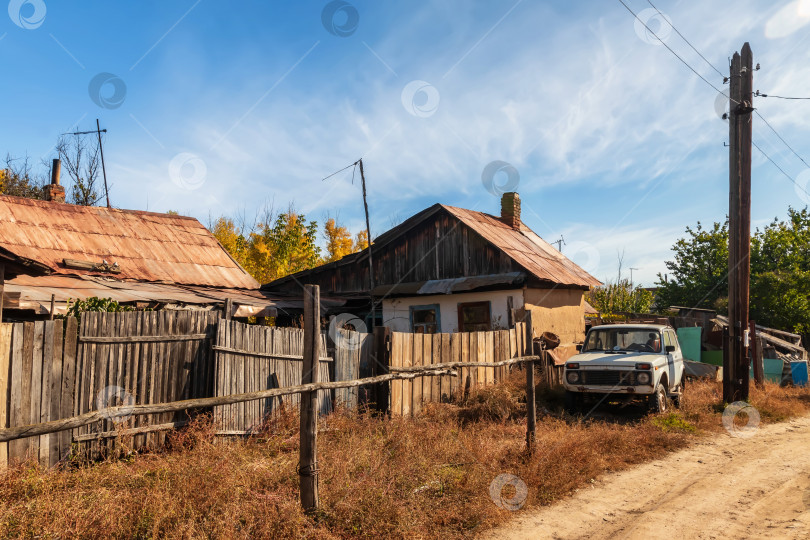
[726,43,753,403]
[299,284,320,512]
[358,159,375,329]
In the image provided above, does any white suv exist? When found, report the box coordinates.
[563,324,685,414]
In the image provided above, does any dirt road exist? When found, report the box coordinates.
[483,415,810,540]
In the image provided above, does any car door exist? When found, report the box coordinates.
[662,331,676,391]
[664,330,683,388]
[670,330,685,387]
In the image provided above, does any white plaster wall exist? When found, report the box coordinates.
[381,289,525,333]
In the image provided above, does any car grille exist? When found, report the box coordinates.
[580,370,637,386]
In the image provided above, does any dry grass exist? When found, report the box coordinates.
[1,374,808,539]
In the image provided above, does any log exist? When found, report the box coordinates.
[79,334,208,344]
[388,356,540,372]
[300,284,319,512]
[212,345,332,363]
[0,367,459,443]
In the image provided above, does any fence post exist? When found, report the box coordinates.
[524,310,536,453]
[223,298,233,321]
[299,285,320,513]
[372,326,391,414]
[749,320,764,389]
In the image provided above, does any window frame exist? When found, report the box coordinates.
[409,304,441,334]
[457,301,492,332]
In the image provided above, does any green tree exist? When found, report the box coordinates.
[588,279,655,316]
[656,208,810,334]
[655,221,730,312]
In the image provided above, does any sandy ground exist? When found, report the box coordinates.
[482,415,810,540]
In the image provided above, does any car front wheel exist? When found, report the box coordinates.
[648,383,667,414]
[564,390,581,415]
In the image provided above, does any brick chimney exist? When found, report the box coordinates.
[44,158,65,203]
[500,192,521,229]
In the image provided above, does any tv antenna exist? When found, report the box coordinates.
[67,118,110,208]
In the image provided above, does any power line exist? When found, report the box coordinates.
[754,110,810,169]
[752,140,810,199]
[755,91,810,100]
[616,0,739,104]
[645,0,726,80]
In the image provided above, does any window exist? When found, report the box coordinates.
[583,327,662,353]
[410,305,440,334]
[457,301,491,332]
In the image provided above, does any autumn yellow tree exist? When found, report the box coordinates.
[212,208,369,283]
[324,217,354,262]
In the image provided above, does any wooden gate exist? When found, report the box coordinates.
[73,311,219,456]
[389,322,528,416]
[329,328,373,409]
[212,320,332,434]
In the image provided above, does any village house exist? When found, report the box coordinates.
[0,161,342,320]
[263,192,602,361]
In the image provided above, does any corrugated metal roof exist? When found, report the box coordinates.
[3,274,345,317]
[441,205,602,288]
[0,195,258,289]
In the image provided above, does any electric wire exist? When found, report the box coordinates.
[752,141,810,199]
[644,0,726,80]
[616,0,740,105]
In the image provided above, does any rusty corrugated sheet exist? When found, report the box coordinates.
[4,274,345,316]
[0,195,258,289]
[442,205,602,288]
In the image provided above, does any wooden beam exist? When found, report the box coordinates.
[0,264,4,322]
[0,366,460,443]
[300,285,320,512]
[212,345,332,362]
[524,311,536,453]
[388,355,540,372]
[79,334,208,344]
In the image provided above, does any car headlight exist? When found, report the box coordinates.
[637,371,651,385]
[566,371,580,384]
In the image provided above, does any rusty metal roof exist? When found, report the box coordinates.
[441,205,602,288]
[3,274,345,317]
[0,195,258,289]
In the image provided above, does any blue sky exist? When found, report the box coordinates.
[2,0,810,287]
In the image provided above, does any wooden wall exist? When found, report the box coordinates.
[266,208,523,295]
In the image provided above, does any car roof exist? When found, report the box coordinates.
[589,324,670,331]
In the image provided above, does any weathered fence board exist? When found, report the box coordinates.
[71,310,219,457]
[0,324,11,469]
[389,322,528,416]
[329,329,370,409]
[213,320,332,434]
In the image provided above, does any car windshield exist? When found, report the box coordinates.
[583,328,662,353]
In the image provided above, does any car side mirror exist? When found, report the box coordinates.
[576,344,583,352]
[665,345,676,353]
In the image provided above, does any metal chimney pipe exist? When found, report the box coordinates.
[51,158,61,185]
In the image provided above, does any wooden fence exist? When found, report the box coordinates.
[1,309,554,468]
[0,320,76,468]
[329,329,373,409]
[74,311,219,457]
[389,322,529,416]
[212,320,332,434]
